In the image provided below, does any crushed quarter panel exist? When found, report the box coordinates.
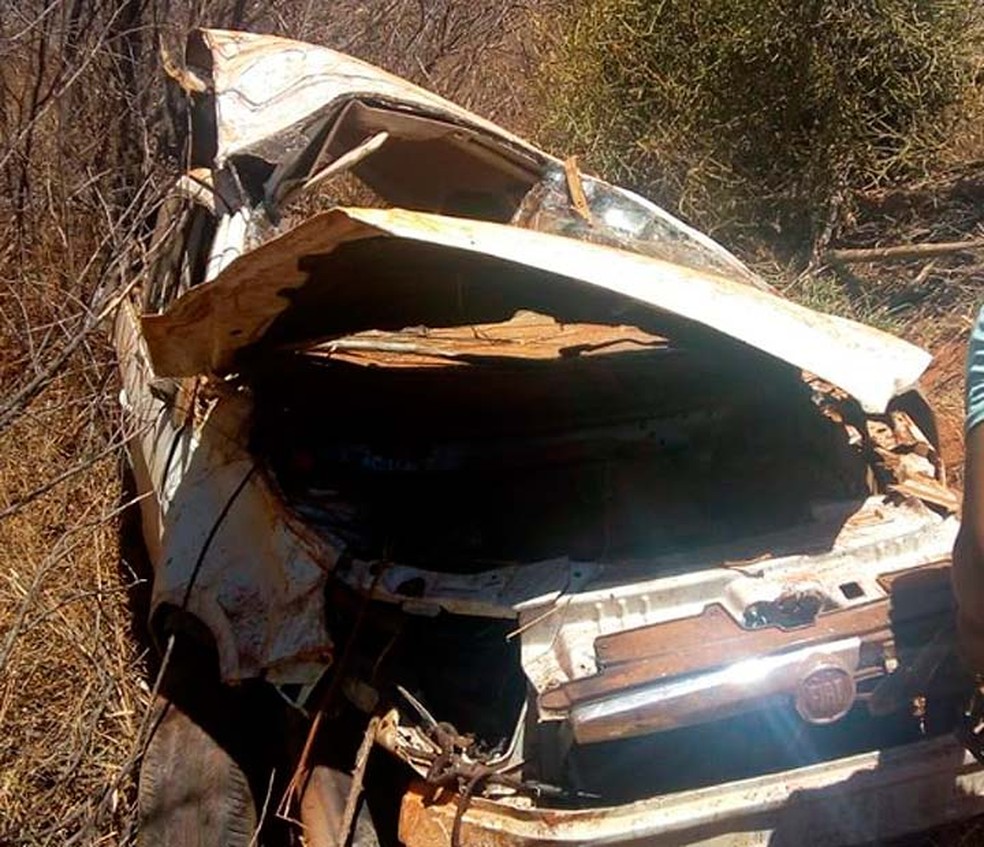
[198,29,542,166]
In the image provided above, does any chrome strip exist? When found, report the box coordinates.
[570,637,863,743]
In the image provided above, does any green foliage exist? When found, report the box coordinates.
[540,0,984,250]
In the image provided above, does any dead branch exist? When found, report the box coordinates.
[824,238,984,264]
[0,426,147,522]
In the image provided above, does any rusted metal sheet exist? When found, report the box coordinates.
[865,408,959,511]
[300,312,667,369]
[515,499,957,713]
[890,478,961,512]
[590,562,951,673]
[397,737,984,847]
[531,564,955,742]
[590,603,883,676]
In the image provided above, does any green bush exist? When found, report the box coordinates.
[539,0,983,252]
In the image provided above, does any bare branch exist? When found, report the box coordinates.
[825,238,984,264]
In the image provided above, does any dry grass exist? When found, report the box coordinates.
[0,383,149,845]
[0,2,543,844]
[0,210,154,843]
[0,1,164,830]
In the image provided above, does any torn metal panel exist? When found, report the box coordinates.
[334,556,598,621]
[299,311,668,368]
[866,408,960,511]
[326,501,955,622]
[142,207,930,412]
[141,209,374,371]
[116,297,336,685]
[890,477,961,512]
[190,30,756,284]
[154,431,337,683]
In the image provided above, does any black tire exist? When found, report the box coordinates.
[138,695,258,847]
[136,629,289,847]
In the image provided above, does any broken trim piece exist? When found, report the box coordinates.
[143,207,931,413]
[301,130,388,194]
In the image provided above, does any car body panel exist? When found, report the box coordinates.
[193,28,542,169]
[184,29,756,284]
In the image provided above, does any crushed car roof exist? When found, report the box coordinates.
[188,28,542,168]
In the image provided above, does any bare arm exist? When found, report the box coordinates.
[954,307,984,670]
[963,425,984,555]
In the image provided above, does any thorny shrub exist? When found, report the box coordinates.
[538,0,984,252]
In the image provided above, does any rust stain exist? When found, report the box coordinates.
[399,784,520,847]
[563,155,592,223]
[300,311,667,368]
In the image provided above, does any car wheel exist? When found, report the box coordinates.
[136,624,287,847]
[138,695,258,847]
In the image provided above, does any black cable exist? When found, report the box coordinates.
[180,464,256,609]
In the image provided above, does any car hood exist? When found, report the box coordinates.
[142,206,929,413]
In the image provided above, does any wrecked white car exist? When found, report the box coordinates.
[117,28,984,847]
